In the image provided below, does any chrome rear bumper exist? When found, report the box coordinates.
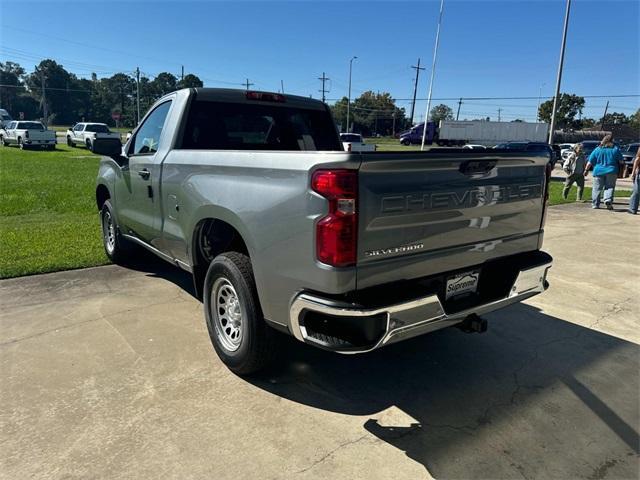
[289,260,552,353]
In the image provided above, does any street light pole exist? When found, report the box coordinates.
[346,56,357,133]
[548,0,571,144]
[421,0,445,151]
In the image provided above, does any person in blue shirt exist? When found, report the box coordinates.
[584,135,624,210]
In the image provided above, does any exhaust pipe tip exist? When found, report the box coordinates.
[457,313,488,334]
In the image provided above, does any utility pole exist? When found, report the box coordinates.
[181,65,184,82]
[409,58,425,126]
[280,79,284,94]
[421,0,446,150]
[497,108,502,122]
[548,0,572,144]
[244,78,254,90]
[318,72,329,103]
[456,97,463,121]
[392,112,396,137]
[135,67,140,125]
[536,82,546,120]
[40,72,47,125]
[600,100,609,129]
[346,56,357,133]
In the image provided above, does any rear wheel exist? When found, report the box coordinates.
[100,200,133,264]
[204,252,278,375]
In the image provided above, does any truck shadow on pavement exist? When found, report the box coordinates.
[250,303,639,478]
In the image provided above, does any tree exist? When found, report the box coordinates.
[178,73,203,89]
[429,104,454,124]
[151,72,178,97]
[0,61,26,114]
[599,112,628,126]
[350,91,407,136]
[26,60,76,124]
[537,93,585,129]
[629,109,640,131]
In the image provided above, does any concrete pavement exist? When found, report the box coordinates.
[1,204,639,479]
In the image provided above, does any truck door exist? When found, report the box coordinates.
[73,124,84,144]
[114,100,173,247]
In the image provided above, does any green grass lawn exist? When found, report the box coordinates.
[548,179,630,206]
[0,144,109,279]
[0,143,632,279]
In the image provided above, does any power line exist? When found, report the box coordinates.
[244,78,254,90]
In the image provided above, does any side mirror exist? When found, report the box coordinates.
[92,137,123,159]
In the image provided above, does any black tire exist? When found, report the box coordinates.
[204,252,278,375]
[401,138,410,146]
[100,199,133,264]
[86,139,93,152]
[67,136,74,147]
[0,135,6,147]
[18,137,25,149]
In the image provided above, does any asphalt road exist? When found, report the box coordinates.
[1,203,639,479]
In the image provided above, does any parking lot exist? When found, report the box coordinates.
[1,203,638,480]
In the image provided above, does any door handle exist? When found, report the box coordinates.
[138,169,151,180]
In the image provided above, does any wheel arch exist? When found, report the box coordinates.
[190,214,253,300]
[96,183,111,211]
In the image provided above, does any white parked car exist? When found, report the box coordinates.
[0,121,56,150]
[558,143,575,160]
[340,133,376,152]
[0,108,12,129]
[66,123,121,151]
[463,144,487,150]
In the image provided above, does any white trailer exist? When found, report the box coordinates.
[437,120,549,146]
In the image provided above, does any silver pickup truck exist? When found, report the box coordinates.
[94,88,553,374]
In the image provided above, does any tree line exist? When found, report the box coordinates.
[0,60,202,127]
[2,59,637,136]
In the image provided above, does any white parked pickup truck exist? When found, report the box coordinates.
[66,123,121,151]
[340,133,376,152]
[0,121,56,150]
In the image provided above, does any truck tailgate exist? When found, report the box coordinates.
[356,150,548,289]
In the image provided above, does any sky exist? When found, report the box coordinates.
[1,0,638,123]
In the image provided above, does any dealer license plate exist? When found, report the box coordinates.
[445,271,480,300]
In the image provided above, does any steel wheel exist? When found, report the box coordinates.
[101,208,116,255]
[212,277,243,352]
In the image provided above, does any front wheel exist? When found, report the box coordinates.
[0,135,6,147]
[204,252,278,375]
[18,137,25,149]
[67,136,74,147]
[86,139,93,152]
[401,138,410,146]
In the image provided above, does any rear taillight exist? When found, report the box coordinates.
[540,162,553,229]
[312,169,358,267]
[24,130,29,139]
[347,143,352,152]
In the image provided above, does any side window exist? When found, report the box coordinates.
[74,124,83,132]
[132,101,172,155]
[8,122,16,129]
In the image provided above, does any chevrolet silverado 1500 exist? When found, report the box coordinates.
[94,88,553,374]
[1,121,56,149]
[66,122,122,151]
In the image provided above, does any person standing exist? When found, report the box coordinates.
[628,148,640,215]
[562,143,586,201]
[584,135,624,210]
